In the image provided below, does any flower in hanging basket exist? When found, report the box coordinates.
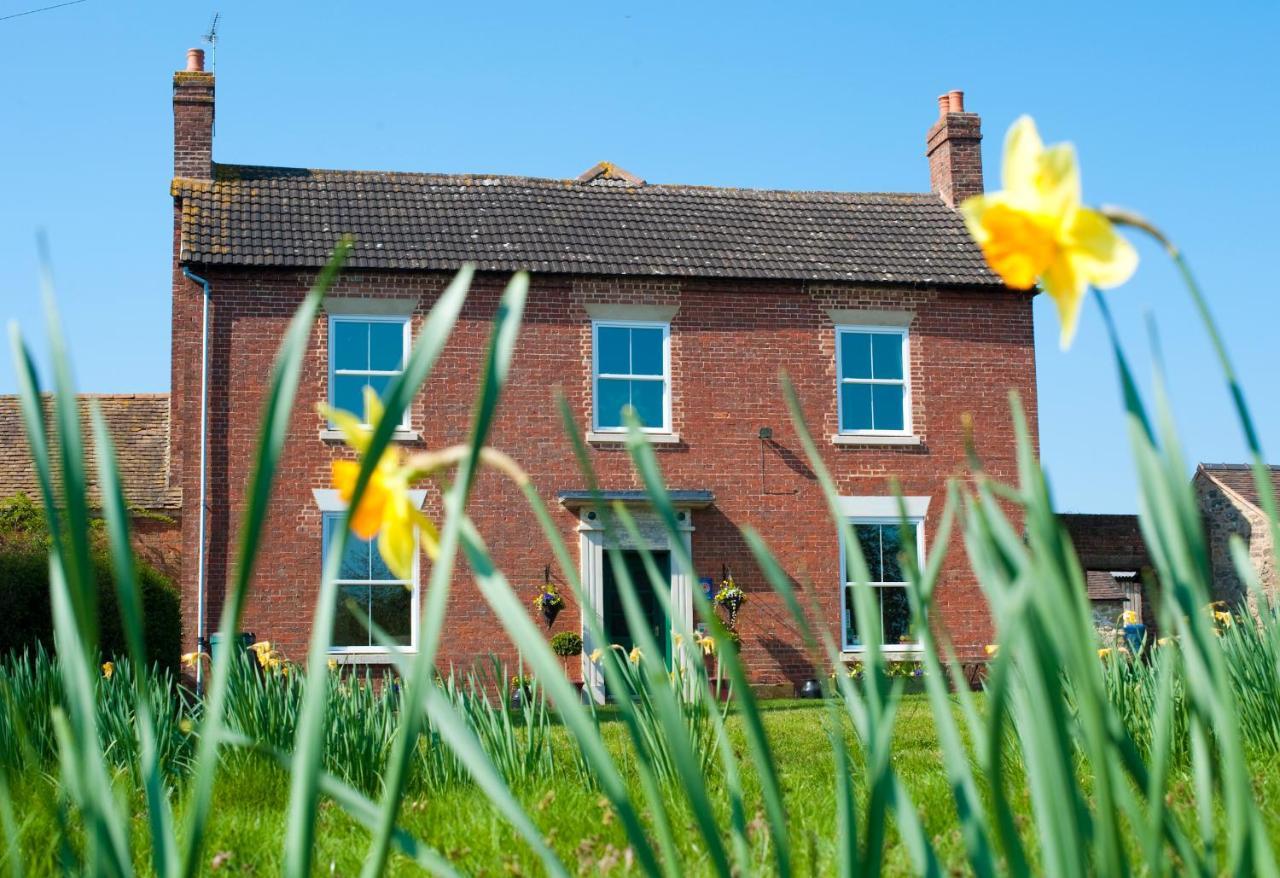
[714,576,747,625]
[533,585,565,626]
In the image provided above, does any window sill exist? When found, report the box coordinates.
[841,648,924,661]
[329,651,416,665]
[319,429,421,444]
[586,431,681,445]
[831,434,921,447]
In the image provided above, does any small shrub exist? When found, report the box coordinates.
[0,543,181,671]
[550,631,583,658]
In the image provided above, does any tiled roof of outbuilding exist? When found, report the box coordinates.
[1085,570,1134,602]
[0,394,179,512]
[174,164,1005,286]
[1198,463,1280,512]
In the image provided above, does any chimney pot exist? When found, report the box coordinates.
[937,94,950,120]
[948,89,965,113]
[186,48,205,72]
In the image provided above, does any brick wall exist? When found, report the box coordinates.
[132,514,183,584]
[170,266,1037,689]
[1060,513,1152,571]
[172,71,213,180]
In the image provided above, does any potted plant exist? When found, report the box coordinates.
[551,631,584,685]
[1120,608,1147,653]
[533,584,565,628]
[509,674,533,709]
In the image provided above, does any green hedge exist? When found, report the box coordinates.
[0,547,181,672]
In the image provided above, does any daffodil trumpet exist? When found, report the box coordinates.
[320,387,530,582]
[960,115,1138,349]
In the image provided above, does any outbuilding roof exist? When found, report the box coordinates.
[0,394,179,512]
[1197,463,1280,512]
[174,163,1004,286]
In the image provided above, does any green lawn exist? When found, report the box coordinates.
[9,694,1280,875]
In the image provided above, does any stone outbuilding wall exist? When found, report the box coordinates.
[1194,464,1279,613]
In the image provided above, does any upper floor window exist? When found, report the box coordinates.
[329,315,409,426]
[842,518,921,651]
[323,512,416,651]
[836,327,909,434]
[592,321,670,433]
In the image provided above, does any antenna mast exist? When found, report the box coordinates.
[202,12,220,135]
[202,12,220,74]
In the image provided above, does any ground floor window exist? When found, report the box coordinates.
[322,512,415,650]
[842,519,922,651]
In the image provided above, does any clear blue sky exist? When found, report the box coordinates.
[2,1,1276,513]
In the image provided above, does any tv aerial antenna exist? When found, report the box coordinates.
[202,12,220,74]
[203,12,220,135]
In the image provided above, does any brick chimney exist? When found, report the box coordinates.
[926,89,982,207]
[173,48,214,179]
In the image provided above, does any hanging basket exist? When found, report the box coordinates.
[541,601,562,628]
[715,579,746,629]
[534,587,565,628]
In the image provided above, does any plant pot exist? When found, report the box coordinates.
[799,679,823,699]
[541,603,562,628]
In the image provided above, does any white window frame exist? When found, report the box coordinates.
[839,505,927,655]
[591,319,672,434]
[320,508,420,656]
[835,325,911,437]
[328,314,411,429]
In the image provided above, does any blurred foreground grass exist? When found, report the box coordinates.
[6,695,1280,876]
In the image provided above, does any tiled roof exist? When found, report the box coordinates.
[1198,463,1280,511]
[0,394,179,511]
[1085,570,1134,602]
[174,164,1005,286]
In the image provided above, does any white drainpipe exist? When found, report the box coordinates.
[181,266,211,694]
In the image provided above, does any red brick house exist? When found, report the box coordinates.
[169,50,1035,698]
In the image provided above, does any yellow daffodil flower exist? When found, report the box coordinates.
[1097,648,1112,659]
[327,658,339,672]
[984,644,999,656]
[180,651,208,668]
[628,646,642,665]
[589,648,604,663]
[249,640,278,669]
[101,661,114,679]
[320,388,440,582]
[960,116,1138,349]
[179,718,194,735]
[673,633,684,650]
[696,634,716,656]
[1121,610,1138,626]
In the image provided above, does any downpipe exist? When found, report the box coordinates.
[181,266,211,696]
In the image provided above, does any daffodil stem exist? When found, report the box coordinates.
[1102,205,1280,544]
